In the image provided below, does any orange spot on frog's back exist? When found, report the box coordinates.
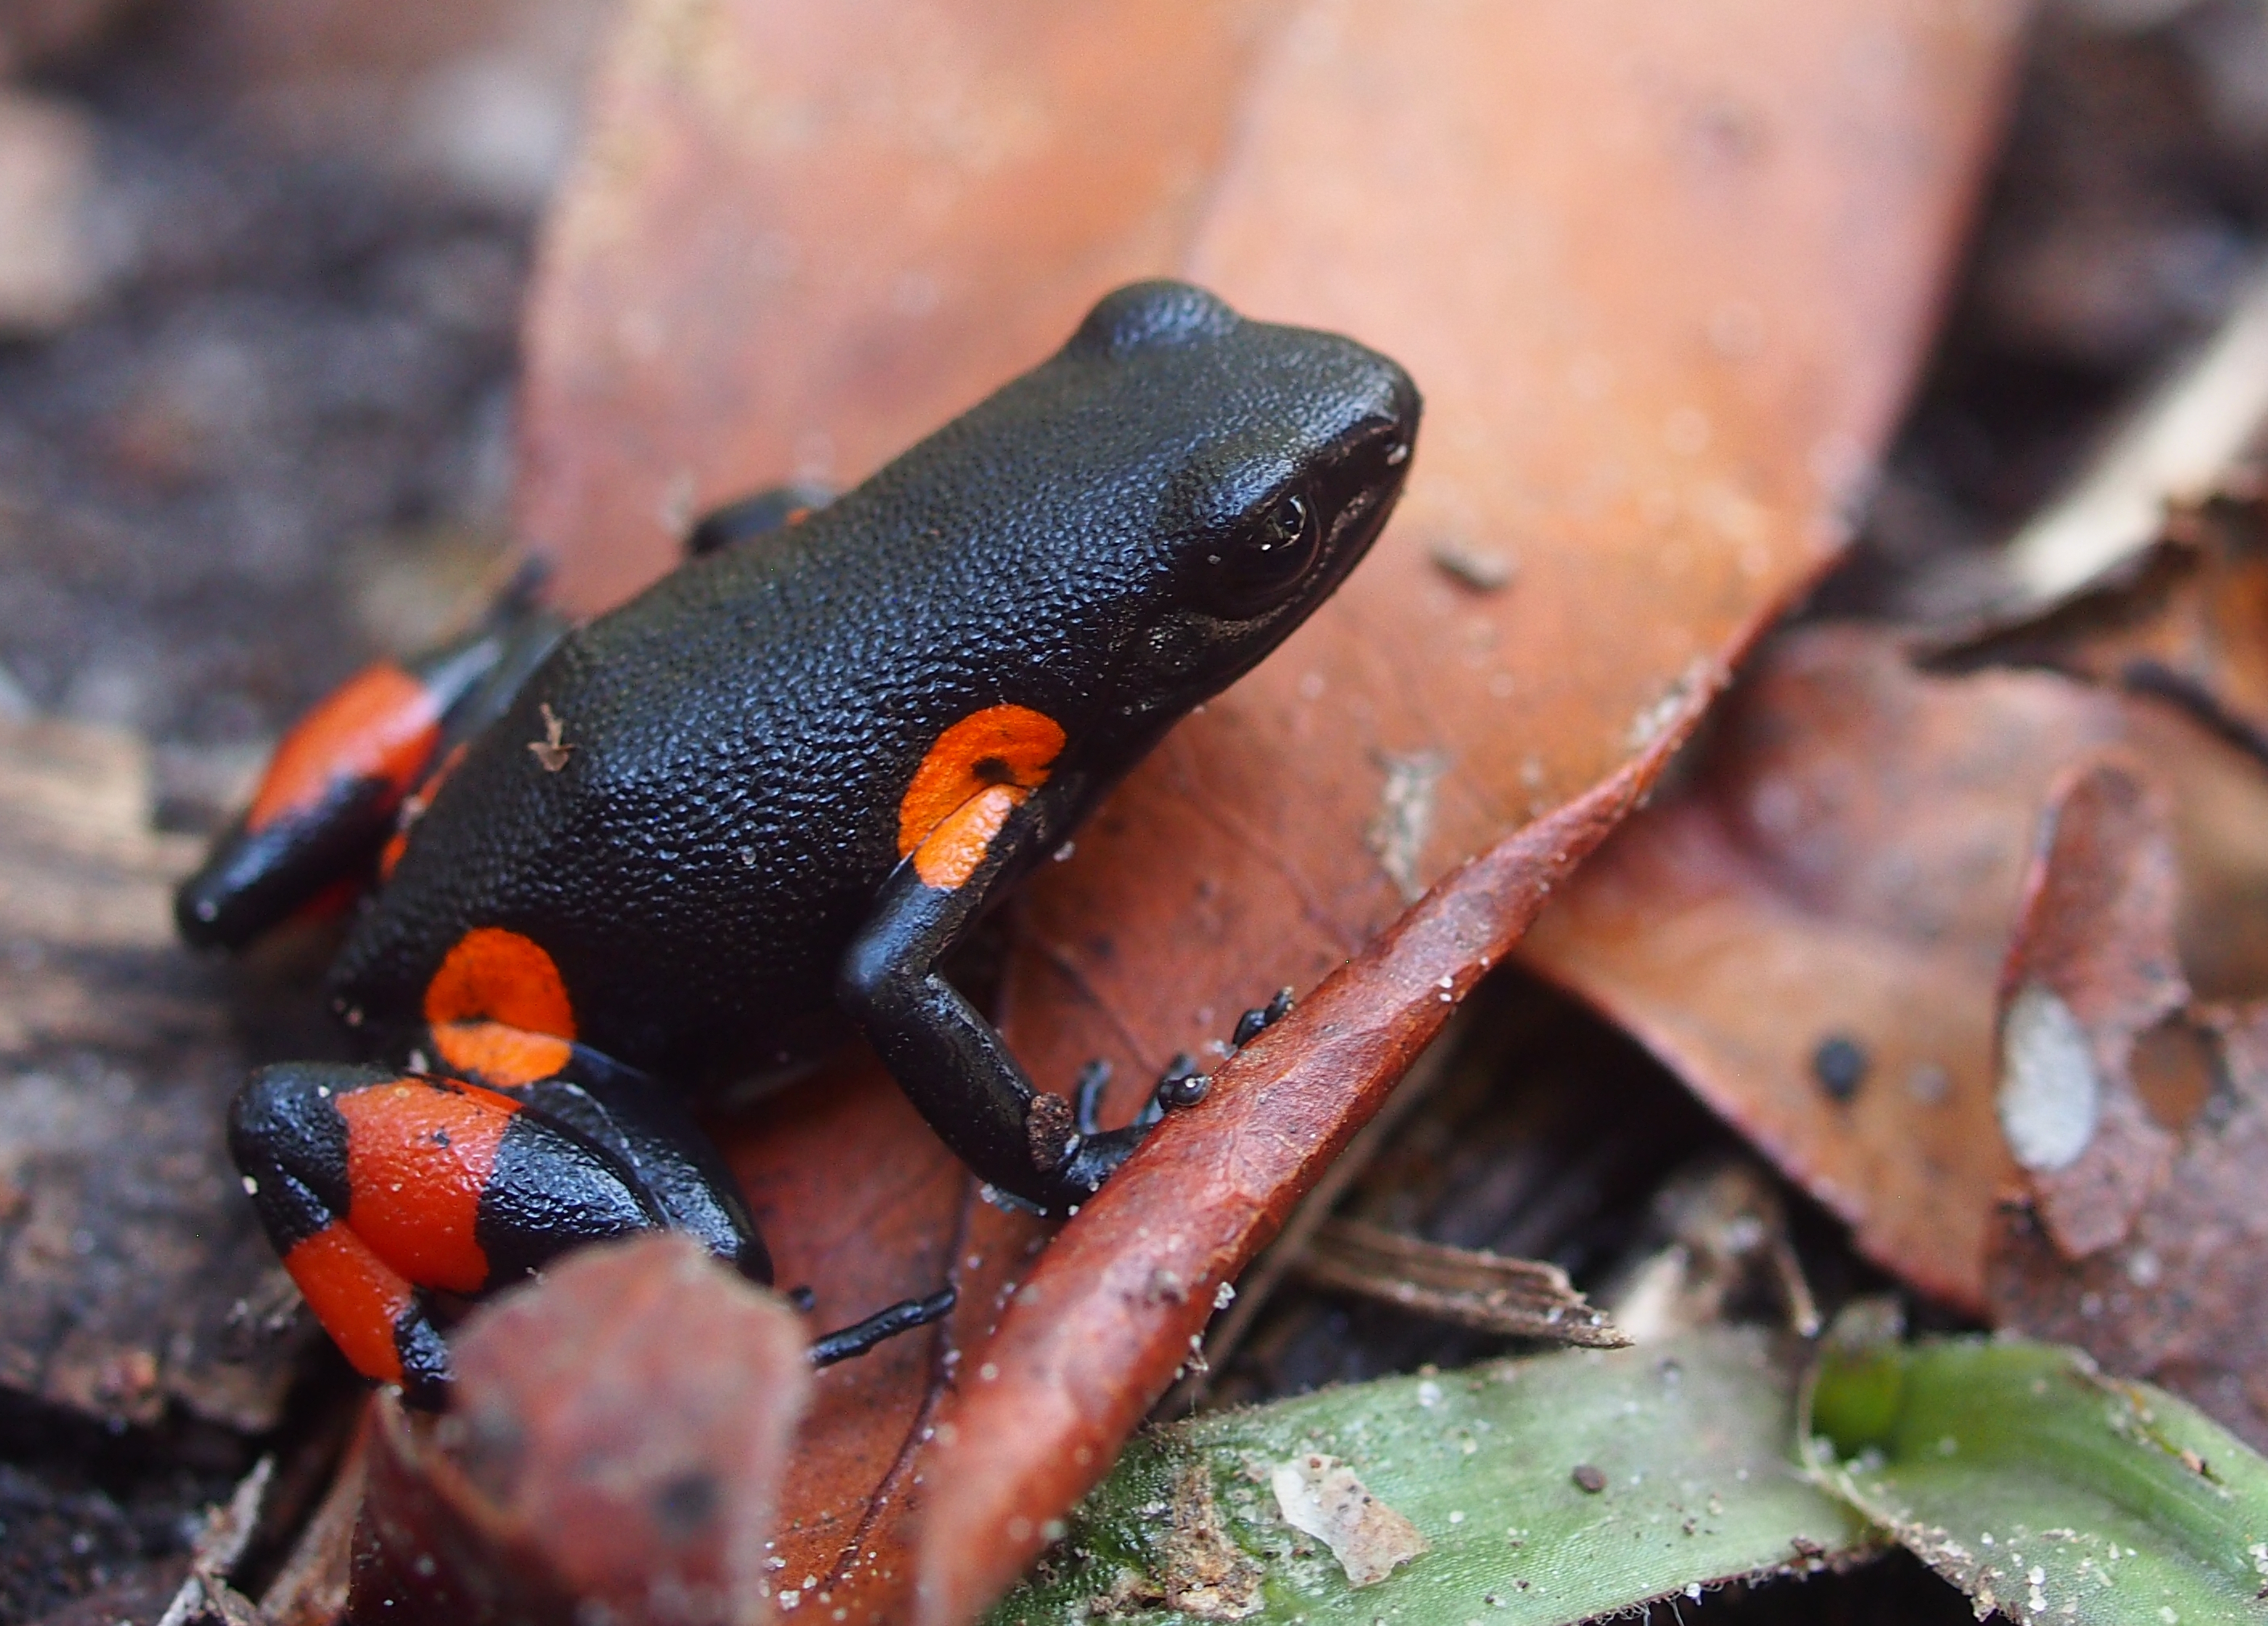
[424,927,576,1036]
[431,1022,575,1089]
[337,1077,521,1295]
[897,705,1066,889]
[248,662,442,831]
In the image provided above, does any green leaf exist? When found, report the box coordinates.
[1806,1335,2268,1624]
[990,1329,1867,1625]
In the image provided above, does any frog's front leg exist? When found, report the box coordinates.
[838,755,1194,1214]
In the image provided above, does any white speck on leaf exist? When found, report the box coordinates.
[1998,983,2099,1170]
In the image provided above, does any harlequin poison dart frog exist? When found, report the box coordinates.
[176,281,1420,1406]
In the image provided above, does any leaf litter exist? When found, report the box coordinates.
[31,2,2268,1624]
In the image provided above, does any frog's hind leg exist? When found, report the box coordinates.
[427,1025,778,1288]
[231,1060,668,1406]
[683,481,833,558]
[177,574,565,950]
[427,1022,958,1369]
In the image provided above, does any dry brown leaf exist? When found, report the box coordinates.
[0,716,310,1431]
[1939,488,2268,765]
[1987,758,2268,1452]
[349,1235,810,1624]
[1523,623,2268,1311]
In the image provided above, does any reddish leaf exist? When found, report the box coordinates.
[1988,757,2268,1452]
[521,0,2026,1080]
[506,2,2026,1616]
[349,1235,810,1624]
[1522,625,2268,1311]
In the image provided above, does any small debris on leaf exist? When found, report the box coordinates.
[1269,1453,1429,1587]
[1811,1034,1869,1101]
[1151,1461,1263,1620]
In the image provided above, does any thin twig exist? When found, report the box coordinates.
[2005,265,2268,602]
[1295,1216,1629,1346]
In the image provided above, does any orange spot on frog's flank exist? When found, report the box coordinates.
[337,1077,521,1295]
[423,927,578,1084]
[897,705,1067,889]
[247,662,443,831]
[283,1221,414,1383]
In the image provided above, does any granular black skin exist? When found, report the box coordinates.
[328,284,1420,1086]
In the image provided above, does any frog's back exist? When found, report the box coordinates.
[325,282,1416,1079]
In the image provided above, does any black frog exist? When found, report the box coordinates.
[178,281,1420,1403]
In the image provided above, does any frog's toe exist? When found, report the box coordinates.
[1230,987,1296,1050]
[1070,1060,1112,1137]
[1150,1052,1211,1115]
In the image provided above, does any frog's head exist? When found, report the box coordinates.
[1057,281,1420,730]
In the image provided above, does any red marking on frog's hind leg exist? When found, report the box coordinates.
[231,1060,666,1407]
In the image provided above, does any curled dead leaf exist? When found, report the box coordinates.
[1523,623,2268,1311]
[1987,758,2268,1452]
[1995,758,2184,1257]
[1939,488,2268,765]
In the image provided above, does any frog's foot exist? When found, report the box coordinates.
[1050,991,1299,1201]
[1230,987,1296,1051]
[1047,1052,1208,1201]
[231,1060,668,1407]
[1069,988,1296,1139]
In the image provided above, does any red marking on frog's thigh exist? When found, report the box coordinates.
[335,1077,521,1295]
[281,1222,415,1384]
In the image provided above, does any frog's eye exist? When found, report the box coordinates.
[1206,488,1321,615]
